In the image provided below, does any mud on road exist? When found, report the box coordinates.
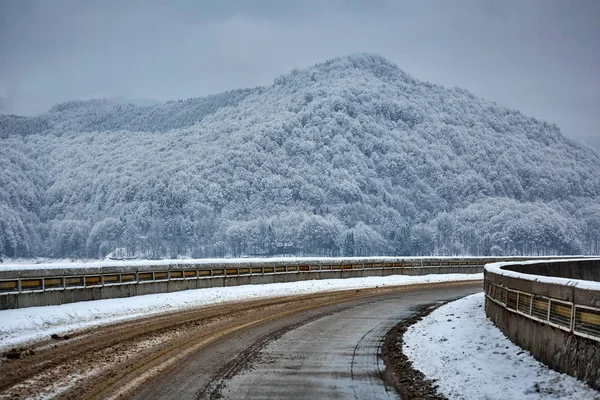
[0,280,481,399]
[381,304,448,400]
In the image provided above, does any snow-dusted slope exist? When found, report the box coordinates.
[1,54,600,260]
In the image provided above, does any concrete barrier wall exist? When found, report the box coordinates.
[0,255,587,311]
[0,257,488,309]
[501,259,600,282]
[484,258,600,390]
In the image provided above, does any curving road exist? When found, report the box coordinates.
[0,280,480,400]
[212,293,410,399]
[132,281,480,400]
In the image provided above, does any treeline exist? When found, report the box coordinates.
[2,194,594,260]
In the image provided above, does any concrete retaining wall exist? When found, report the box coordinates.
[484,258,600,390]
[485,297,567,367]
[1,255,586,311]
[0,262,483,310]
[502,259,600,282]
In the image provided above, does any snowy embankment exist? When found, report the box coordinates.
[404,293,599,400]
[0,273,480,351]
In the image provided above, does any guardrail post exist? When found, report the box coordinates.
[570,287,576,332]
[529,294,533,316]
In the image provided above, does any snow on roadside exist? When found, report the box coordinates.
[0,256,484,271]
[404,293,600,400]
[0,273,481,351]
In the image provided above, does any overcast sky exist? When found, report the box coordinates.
[1,0,598,142]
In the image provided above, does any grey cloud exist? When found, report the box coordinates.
[1,0,598,142]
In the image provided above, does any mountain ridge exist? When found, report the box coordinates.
[1,53,599,259]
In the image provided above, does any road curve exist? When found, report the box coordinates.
[0,280,480,400]
[132,282,480,400]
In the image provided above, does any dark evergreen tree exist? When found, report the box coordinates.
[344,231,355,257]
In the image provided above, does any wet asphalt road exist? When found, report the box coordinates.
[130,282,481,400]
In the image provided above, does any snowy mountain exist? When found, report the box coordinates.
[1,54,599,259]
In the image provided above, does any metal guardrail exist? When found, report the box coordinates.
[0,259,483,296]
[485,281,600,341]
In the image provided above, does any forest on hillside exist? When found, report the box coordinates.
[1,54,600,260]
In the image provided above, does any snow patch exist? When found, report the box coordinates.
[404,293,600,399]
[0,256,486,272]
[0,273,480,351]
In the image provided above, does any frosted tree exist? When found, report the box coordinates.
[1,54,599,258]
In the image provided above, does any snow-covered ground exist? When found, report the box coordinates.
[0,273,480,351]
[0,255,489,271]
[404,293,600,399]
[3,272,594,398]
